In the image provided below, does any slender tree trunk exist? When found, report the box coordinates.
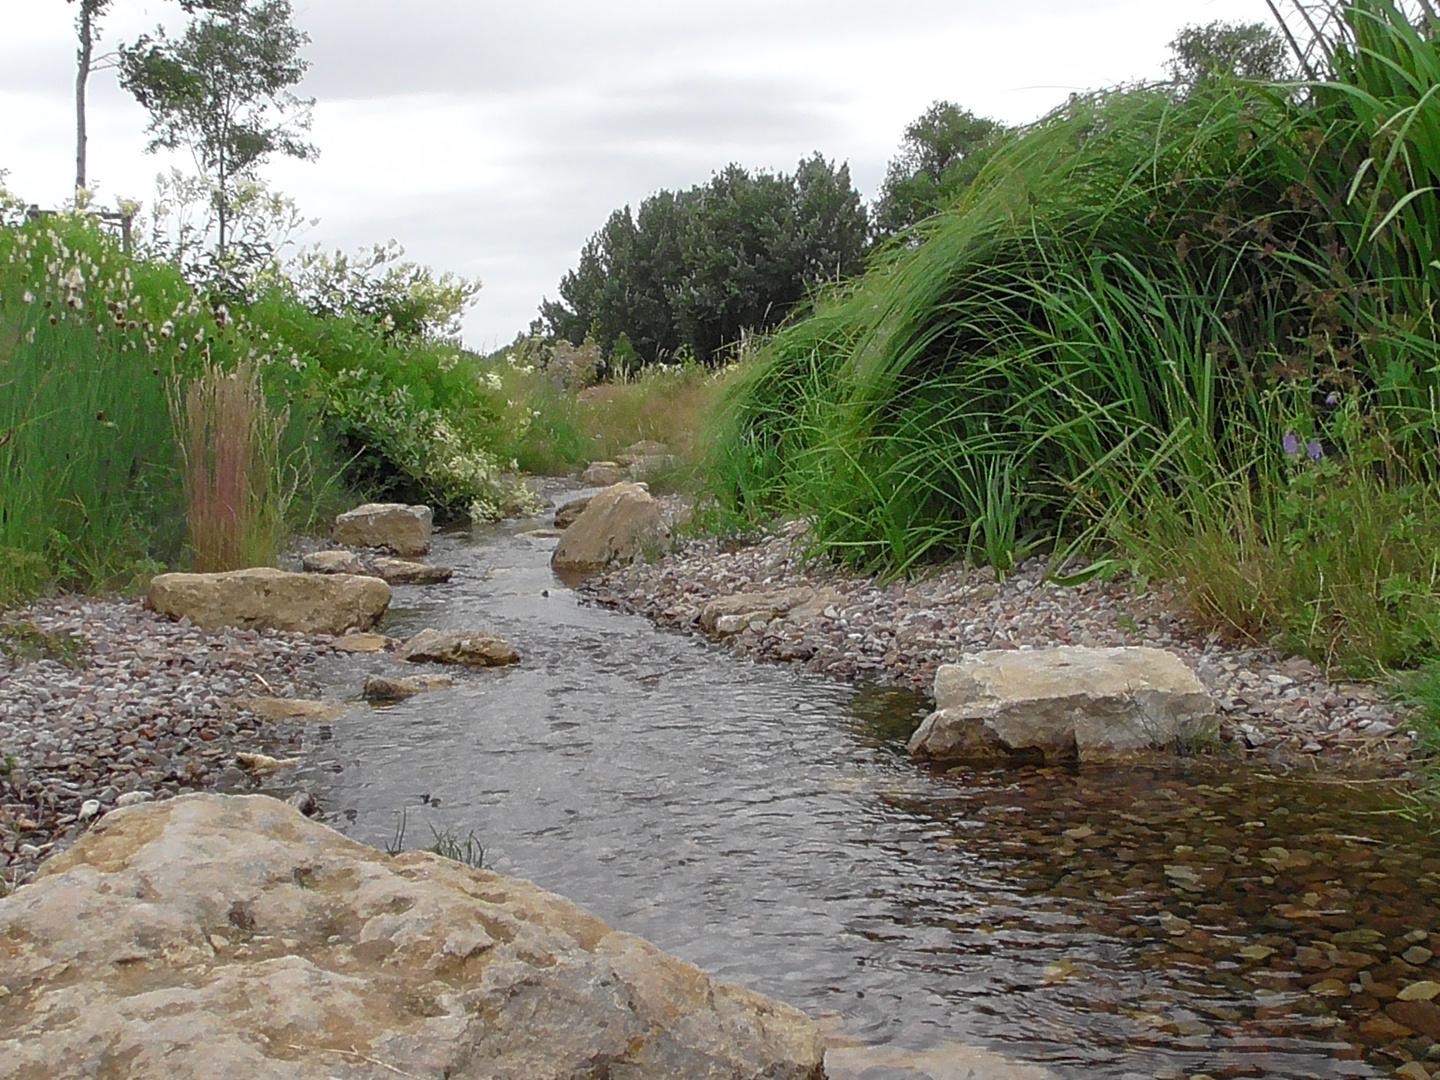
[75,3,93,198]
[217,152,228,261]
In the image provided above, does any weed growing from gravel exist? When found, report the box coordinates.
[0,622,88,666]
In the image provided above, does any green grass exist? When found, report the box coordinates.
[703,2,1440,677]
[428,825,485,869]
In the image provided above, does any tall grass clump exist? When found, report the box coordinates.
[708,0,1440,675]
[171,357,287,571]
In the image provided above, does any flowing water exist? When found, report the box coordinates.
[297,513,1439,1080]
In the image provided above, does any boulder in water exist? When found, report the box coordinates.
[0,794,825,1079]
[581,461,626,487]
[554,495,593,530]
[332,503,433,557]
[370,557,453,586]
[907,646,1218,764]
[551,482,667,578]
[148,568,391,636]
[397,628,520,667]
[363,673,455,702]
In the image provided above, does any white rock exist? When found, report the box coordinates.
[908,646,1218,764]
[77,800,101,822]
[115,791,154,808]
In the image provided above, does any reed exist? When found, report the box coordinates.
[170,356,287,572]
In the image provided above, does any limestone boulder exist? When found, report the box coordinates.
[581,461,626,487]
[907,646,1218,765]
[239,697,346,722]
[332,503,433,557]
[364,673,455,703]
[627,454,683,482]
[397,628,520,667]
[301,549,364,575]
[554,495,593,530]
[148,568,391,635]
[615,440,669,467]
[701,587,832,636]
[370,557,453,586]
[0,794,825,1080]
[552,481,668,578]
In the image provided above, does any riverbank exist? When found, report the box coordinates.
[0,596,340,891]
[584,521,1420,772]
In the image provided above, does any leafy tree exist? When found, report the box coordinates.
[542,155,866,366]
[871,102,1006,240]
[1167,21,1295,86]
[119,0,317,262]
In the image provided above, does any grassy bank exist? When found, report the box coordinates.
[705,0,1440,681]
[0,204,539,603]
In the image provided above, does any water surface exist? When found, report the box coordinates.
[300,514,1437,1079]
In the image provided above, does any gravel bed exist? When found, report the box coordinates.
[585,523,1420,769]
[0,597,340,891]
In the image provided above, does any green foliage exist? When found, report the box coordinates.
[119,0,317,261]
[541,155,867,366]
[289,241,481,345]
[704,2,1440,675]
[496,345,722,479]
[0,622,88,666]
[871,101,1008,241]
[428,826,485,869]
[1167,20,1295,86]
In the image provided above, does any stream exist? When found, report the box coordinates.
[296,510,1439,1080]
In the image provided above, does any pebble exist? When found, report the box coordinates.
[0,596,336,889]
[587,522,1415,767]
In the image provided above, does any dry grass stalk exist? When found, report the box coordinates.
[170,357,285,572]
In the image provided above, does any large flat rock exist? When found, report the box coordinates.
[551,481,668,579]
[0,794,825,1080]
[332,503,433,557]
[149,568,391,635]
[907,646,1218,764]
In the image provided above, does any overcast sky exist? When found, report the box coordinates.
[3,0,1271,350]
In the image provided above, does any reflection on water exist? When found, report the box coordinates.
[299,516,1435,1080]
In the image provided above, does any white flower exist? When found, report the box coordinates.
[160,321,174,338]
[62,265,84,291]
[22,290,34,304]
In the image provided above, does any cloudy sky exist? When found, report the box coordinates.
[4,0,1271,350]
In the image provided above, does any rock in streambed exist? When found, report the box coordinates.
[552,482,668,578]
[332,502,433,557]
[908,646,1218,765]
[397,628,520,667]
[0,794,825,1080]
[148,568,391,636]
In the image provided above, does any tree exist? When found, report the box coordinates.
[1167,21,1294,87]
[67,0,115,198]
[541,156,868,367]
[871,102,1006,241]
[119,0,317,262]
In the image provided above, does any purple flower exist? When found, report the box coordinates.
[1306,439,1324,460]
[1326,391,1341,406]
[1283,433,1302,456]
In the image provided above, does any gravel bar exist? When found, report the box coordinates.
[0,596,341,890]
[585,523,1420,770]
